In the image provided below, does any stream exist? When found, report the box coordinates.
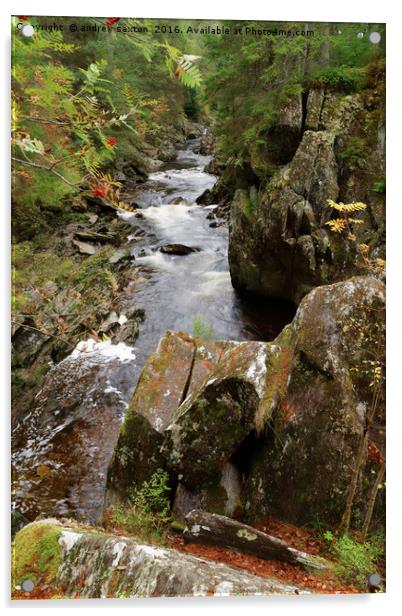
[12,136,295,523]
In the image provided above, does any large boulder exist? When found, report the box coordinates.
[11,339,137,523]
[106,333,281,518]
[106,334,232,503]
[12,520,308,598]
[245,276,385,527]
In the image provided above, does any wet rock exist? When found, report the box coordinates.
[108,248,132,265]
[184,510,330,571]
[159,244,201,255]
[199,129,215,155]
[147,159,164,172]
[12,520,308,598]
[12,339,137,523]
[74,229,118,244]
[196,157,258,210]
[99,311,128,334]
[169,196,189,205]
[245,276,385,527]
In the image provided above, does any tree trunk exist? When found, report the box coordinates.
[340,430,369,533]
[184,510,329,571]
[340,386,381,533]
[362,462,385,541]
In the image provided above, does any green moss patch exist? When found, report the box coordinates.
[12,522,63,589]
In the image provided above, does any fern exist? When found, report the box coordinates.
[325,199,367,234]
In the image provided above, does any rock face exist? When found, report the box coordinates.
[172,462,243,523]
[228,87,385,303]
[12,521,308,598]
[106,275,385,529]
[106,331,195,503]
[245,276,385,526]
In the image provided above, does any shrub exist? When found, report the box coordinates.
[332,534,382,590]
[192,316,214,339]
[105,469,171,545]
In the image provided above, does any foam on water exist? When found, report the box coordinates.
[70,339,136,363]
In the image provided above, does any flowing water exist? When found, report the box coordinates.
[12,137,295,522]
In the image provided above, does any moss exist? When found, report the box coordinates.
[242,192,256,222]
[256,343,294,434]
[12,522,63,589]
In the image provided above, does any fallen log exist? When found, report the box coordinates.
[183,510,330,572]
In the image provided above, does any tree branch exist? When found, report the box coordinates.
[12,157,80,188]
[21,115,72,126]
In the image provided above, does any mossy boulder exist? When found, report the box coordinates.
[12,520,63,592]
[12,520,308,598]
[245,276,385,527]
[167,341,277,488]
[106,334,231,504]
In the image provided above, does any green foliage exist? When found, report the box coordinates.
[339,136,367,165]
[12,17,202,240]
[372,178,386,194]
[192,316,214,339]
[106,469,171,545]
[332,534,382,590]
[310,66,366,92]
[184,88,201,120]
[203,21,384,162]
[12,242,75,314]
[323,529,334,543]
[129,468,171,517]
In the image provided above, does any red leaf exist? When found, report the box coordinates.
[91,184,107,198]
[105,17,120,26]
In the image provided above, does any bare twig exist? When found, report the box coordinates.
[11,319,74,348]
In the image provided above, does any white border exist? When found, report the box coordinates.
[2,1,401,614]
